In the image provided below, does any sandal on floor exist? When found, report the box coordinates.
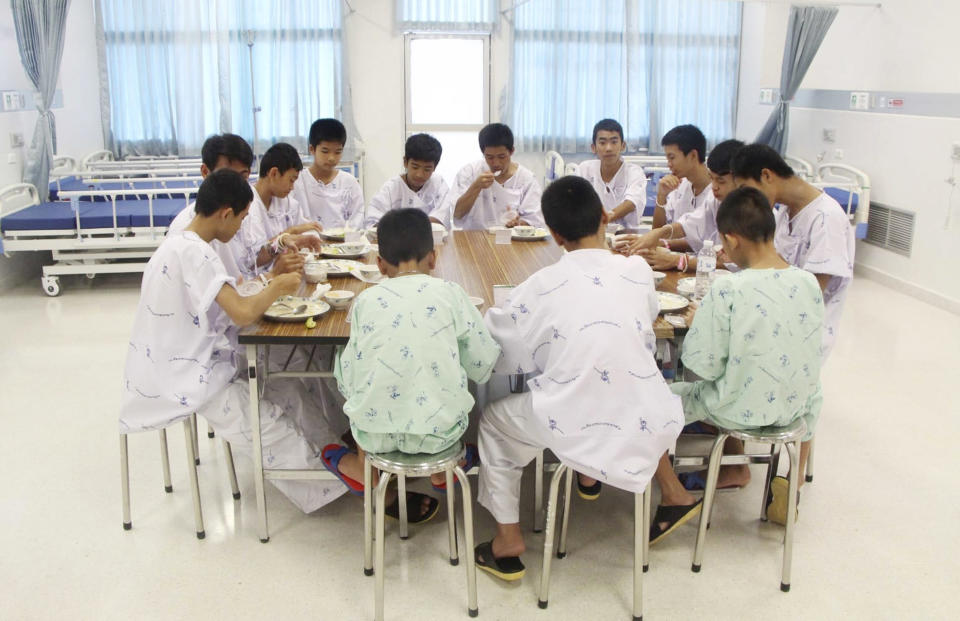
[679,471,744,492]
[649,499,703,545]
[431,443,480,493]
[475,541,525,582]
[576,477,602,500]
[321,444,364,497]
[765,476,799,526]
[384,491,439,525]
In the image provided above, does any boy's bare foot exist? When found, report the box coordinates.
[491,524,526,558]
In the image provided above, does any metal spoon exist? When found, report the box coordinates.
[281,304,308,316]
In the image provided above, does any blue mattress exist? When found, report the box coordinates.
[824,187,859,214]
[643,170,668,216]
[2,198,187,232]
[50,176,199,201]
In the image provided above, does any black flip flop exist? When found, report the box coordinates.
[649,499,703,545]
[576,477,602,500]
[384,491,439,525]
[475,541,525,582]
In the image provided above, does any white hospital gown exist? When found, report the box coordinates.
[677,196,721,254]
[663,178,714,224]
[234,190,311,281]
[292,169,364,230]
[482,249,683,495]
[774,192,855,359]
[167,201,246,281]
[450,160,544,230]
[574,159,647,229]
[365,174,451,230]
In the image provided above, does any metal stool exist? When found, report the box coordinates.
[120,416,240,539]
[691,418,806,592]
[538,464,651,620]
[805,435,815,482]
[363,442,477,621]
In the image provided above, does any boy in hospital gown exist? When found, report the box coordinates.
[653,125,715,232]
[291,118,365,231]
[120,170,345,513]
[450,123,544,230]
[473,176,682,582]
[364,133,451,230]
[648,187,824,543]
[574,118,647,230]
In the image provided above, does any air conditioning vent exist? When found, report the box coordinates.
[865,203,914,256]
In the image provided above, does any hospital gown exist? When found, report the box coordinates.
[364,174,451,230]
[774,192,855,359]
[450,160,544,230]
[291,169,364,231]
[663,178,714,224]
[120,232,345,513]
[234,190,311,281]
[334,274,501,454]
[574,159,647,229]
[671,266,825,441]
[167,200,246,281]
[478,249,683,523]
[677,196,721,254]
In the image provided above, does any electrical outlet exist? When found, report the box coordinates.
[849,92,869,111]
[952,142,960,161]
[2,91,24,111]
[823,128,836,143]
[759,88,774,104]
[9,133,24,148]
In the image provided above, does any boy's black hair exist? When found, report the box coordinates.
[592,118,624,144]
[706,139,745,176]
[730,143,795,181]
[404,133,442,165]
[541,176,603,242]
[478,123,514,152]
[661,124,707,163]
[376,208,434,265]
[716,186,776,242]
[308,118,347,147]
[200,133,254,171]
[258,142,303,177]
[195,169,254,217]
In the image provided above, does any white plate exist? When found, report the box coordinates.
[658,292,689,313]
[318,228,346,241]
[320,244,370,259]
[314,259,363,276]
[512,227,550,241]
[264,296,330,322]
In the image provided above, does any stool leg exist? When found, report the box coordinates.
[760,443,781,521]
[446,468,459,565]
[537,464,567,609]
[642,485,651,572]
[363,458,374,576]
[159,428,173,493]
[534,451,544,533]
[692,433,726,572]
[190,413,200,466]
[557,467,573,559]
[207,422,215,439]
[454,465,478,617]
[398,474,409,540]
[223,440,240,500]
[805,436,815,483]
[633,490,644,621]
[182,419,205,540]
[374,472,393,621]
[120,434,131,530]
[781,440,801,592]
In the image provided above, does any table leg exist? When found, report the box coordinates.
[247,344,270,543]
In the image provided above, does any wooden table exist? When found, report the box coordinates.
[237,231,689,542]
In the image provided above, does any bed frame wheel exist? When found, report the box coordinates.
[42,276,61,297]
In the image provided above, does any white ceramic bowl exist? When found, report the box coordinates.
[513,225,535,237]
[357,264,380,277]
[336,242,367,255]
[304,263,327,284]
[468,296,484,307]
[652,271,666,286]
[324,289,355,310]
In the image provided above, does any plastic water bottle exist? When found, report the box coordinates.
[694,240,717,300]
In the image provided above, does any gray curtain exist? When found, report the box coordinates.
[11,0,71,201]
[756,5,838,154]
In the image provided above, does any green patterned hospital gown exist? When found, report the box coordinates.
[334,274,501,454]
[672,266,825,440]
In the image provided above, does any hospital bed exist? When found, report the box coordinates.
[785,155,816,182]
[1,183,193,296]
[812,162,871,239]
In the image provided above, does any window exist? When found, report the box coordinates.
[404,35,490,186]
[98,0,343,155]
[396,0,498,33]
[511,0,741,154]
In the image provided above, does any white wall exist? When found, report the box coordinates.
[737,0,960,309]
[0,0,102,291]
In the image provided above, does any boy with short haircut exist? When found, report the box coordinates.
[234,142,322,282]
[451,123,544,230]
[653,124,716,232]
[648,187,824,542]
[292,118,365,231]
[574,118,647,229]
[364,133,450,230]
[121,169,346,513]
[620,139,745,270]
[474,176,682,581]
[325,208,501,520]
